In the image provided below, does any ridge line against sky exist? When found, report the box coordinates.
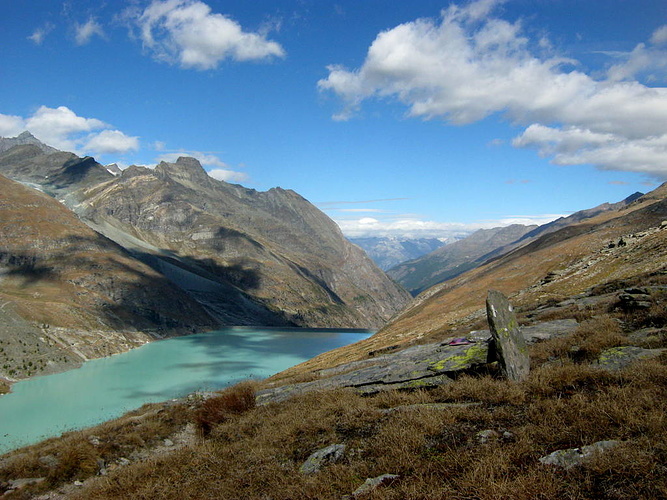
[1,0,666,238]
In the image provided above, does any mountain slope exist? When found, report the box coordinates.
[0,139,410,331]
[0,174,219,379]
[388,224,537,294]
[75,157,410,328]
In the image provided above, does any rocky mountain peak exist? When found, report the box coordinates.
[0,131,58,154]
[154,156,212,187]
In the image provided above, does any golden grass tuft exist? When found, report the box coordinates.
[194,381,257,437]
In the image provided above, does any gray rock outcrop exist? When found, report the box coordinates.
[299,444,346,474]
[539,440,620,469]
[257,319,577,404]
[486,290,530,381]
[596,346,665,371]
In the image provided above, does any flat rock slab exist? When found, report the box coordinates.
[595,346,666,371]
[257,319,579,404]
[486,290,530,382]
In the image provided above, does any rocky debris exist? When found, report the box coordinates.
[345,473,400,498]
[627,327,666,347]
[540,271,561,285]
[486,290,530,382]
[475,429,515,444]
[258,319,575,404]
[299,443,346,474]
[2,477,46,496]
[618,288,653,310]
[539,440,620,469]
[595,346,666,371]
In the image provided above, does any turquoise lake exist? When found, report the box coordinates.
[0,327,372,454]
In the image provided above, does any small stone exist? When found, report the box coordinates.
[118,457,131,466]
[88,435,101,446]
[299,444,346,474]
[74,480,84,486]
[539,440,619,469]
[164,438,174,447]
[350,474,400,497]
[476,429,500,444]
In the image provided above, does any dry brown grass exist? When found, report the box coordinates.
[194,381,257,437]
[54,351,667,500]
[0,401,192,496]
[529,316,628,366]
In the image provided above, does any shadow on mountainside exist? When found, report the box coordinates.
[0,234,220,333]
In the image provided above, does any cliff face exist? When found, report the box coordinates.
[77,157,411,328]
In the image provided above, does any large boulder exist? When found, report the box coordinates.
[486,290,530,381]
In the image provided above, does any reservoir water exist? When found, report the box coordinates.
[0,327,372,454]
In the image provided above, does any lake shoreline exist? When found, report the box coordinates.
[0,327,373,454]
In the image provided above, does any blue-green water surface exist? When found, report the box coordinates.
[0,327,372,454]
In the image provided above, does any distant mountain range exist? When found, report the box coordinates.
[348,236,453,271]
[388,224,538,295]
[0,133,410,380]
[387,191,645,296]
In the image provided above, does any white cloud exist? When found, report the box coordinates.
[0,106,140,157]
[28,23,55,45]
[133,0,285,70]
[651,25,667,46]
[207,168,248,183]
[0,114,26,137]
[83,130,140,154]
[335,213,561,239]
[75,17,106,45]
[25,106,107,152]
[319,0,667,179]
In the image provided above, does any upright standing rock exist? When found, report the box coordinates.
[486,290,530,381]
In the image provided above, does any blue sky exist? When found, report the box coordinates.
[1,0,666,238]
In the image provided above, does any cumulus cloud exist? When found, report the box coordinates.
[132,0,285,69]
[0,106,140,157]
[74,17,106,45]
[0,114,25,137]
[319,0,667,179]
[83,130,139,154]
[28,22,55,45]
